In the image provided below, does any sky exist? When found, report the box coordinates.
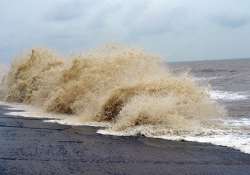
[0,0,250,64]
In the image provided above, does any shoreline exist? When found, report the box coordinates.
[0,104,250,175]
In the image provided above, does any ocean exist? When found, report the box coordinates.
[167,58,250,153]
[171,58,250,117]
[0,48,249,154]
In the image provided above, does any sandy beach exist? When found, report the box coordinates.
[0,104,249,175]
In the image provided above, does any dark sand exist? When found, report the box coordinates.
[0,105,250,175]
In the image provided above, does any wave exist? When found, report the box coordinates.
[209,90,249,101]
[192,76,249,101]
[1,46,223,129]
[0,45,231,149]
[193,68,237,74]
[193,76,219,82]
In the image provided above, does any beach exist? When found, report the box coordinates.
[0,104,250,175]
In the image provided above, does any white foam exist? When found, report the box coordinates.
[209,90,248,101]
[98,117,250,154]
[193,76,249,101]
[98,126,250,154]
[0,101,111,128]
[193,76,218,82]
[0,101,75,123]
[177,134,250,154]
[222,118,250,127]
[44,119,111,127]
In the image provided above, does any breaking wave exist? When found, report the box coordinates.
[0,46,224,137]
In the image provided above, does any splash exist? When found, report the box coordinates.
[1,45,224,133]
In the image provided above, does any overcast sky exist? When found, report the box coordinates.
[0,0,250,63]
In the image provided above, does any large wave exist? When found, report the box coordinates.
[1,45,224,133]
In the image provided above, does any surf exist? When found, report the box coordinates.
[0,45,224,140]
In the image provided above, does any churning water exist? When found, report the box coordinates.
[0,46,249,153]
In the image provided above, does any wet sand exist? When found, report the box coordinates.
[0,104,250,175]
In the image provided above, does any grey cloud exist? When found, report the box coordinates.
[1,0,250,63]
[48,10,82,22]
[130,6,189,37]
[45,0,97,22]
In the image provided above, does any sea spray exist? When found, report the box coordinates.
[0,64,8,99]
[2,45,224,133]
